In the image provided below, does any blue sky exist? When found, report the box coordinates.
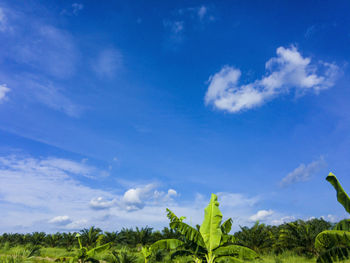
[0,0,350,233]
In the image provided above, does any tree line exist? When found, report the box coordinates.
[0,217,333,257]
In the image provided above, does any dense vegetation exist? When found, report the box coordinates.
[0,173,349,262]
[0,218,337,262]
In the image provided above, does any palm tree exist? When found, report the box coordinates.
[30,232,46,246]
[134,227,153,246]
[45,233,61,247]
[80,226,103,249]
[277,219,330,257]
[234,221,274,254]
[102,231,119,246]
[61,232,77,251]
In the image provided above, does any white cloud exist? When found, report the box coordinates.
[0,73,83,117]
[90,197,116,210]
[205,46,339,113]
[72,3,84,15]
[12,25,78,79]
[0,7,9,32]
[164,5,213,48]
[0,84,10,102]
[0,155,115,232]
[197,6,207,20]
[0,7,82,116]
[0,153,272,232]
[280,157,326,187]
[167,189,177,197]
[92,48,123,78]
[321,214,338,223]
[49,215,72,226]
[249,209,274,222]
[271,216,295,225]
[217,192,259,208]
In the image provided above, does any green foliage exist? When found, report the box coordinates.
[79,227,103,249]
[200,194,223,253]
[55,233,111,263]
[315,173,350,262]
[326,173,350,214]
[110,248,138,263]
[333,219,350,231]
[235,221,274,254]
[166,193,258,263]
[277,219,330,257]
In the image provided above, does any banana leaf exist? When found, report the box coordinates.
[333,219,350,231]
[221,219,233,235]
[317,246,350,263]
[213,245,258,260]
[315,230,350,251]
[326,173,350,214]
[200,194,223,252]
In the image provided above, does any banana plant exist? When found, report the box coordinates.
[55,233,111,263]
[165,194,258,263]
[315,173,350,263]
[141,238,185,263]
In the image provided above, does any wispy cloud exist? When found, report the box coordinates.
[249,209,274,222]
[0,7,9,32]
[12,25,78,79]
[163,5,214,48]
[1,73,84,117]
[0,84,10,102]
[61,3,84,16]
[0,153,267,232]
[0,5,83,116]
[271,216,295,225]
[205,46,339,113]
[280,157,326,187]
[92,48,123,78]
[72,3,84,15]
[90,185,178,211]
[49,215,72,226]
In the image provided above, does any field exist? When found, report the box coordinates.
[1,189,350,263]
[0,246,329,263]
[0,216,346,263]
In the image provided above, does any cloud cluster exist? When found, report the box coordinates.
[49,215,72,226]
[0,153,274,232]
[164,5,213,47]
[92,48,123,78]
[205,46,338,113]
[72,3,84,15]
[0,84,10,102]
[0,7,9,32]
[280,157,326,187]
[249,209,274,222]
[90,185,178,211]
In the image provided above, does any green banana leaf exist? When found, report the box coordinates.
[166,208,186,222]
[200,194,223,252]
[86,242,111,257]
[333,219,350,231]
[169,221,205,247]
[214,256,244,263]
[317,246,350,263]
[171,249,205,259]
[326,173,350,214]
[221,219,233,235]
[220,234,236,246]
[55,257,75,262]
[150,239,185,250]
[213,245,258,260]
[315,230,350,251]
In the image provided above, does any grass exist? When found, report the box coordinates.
[2,247,350,262]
